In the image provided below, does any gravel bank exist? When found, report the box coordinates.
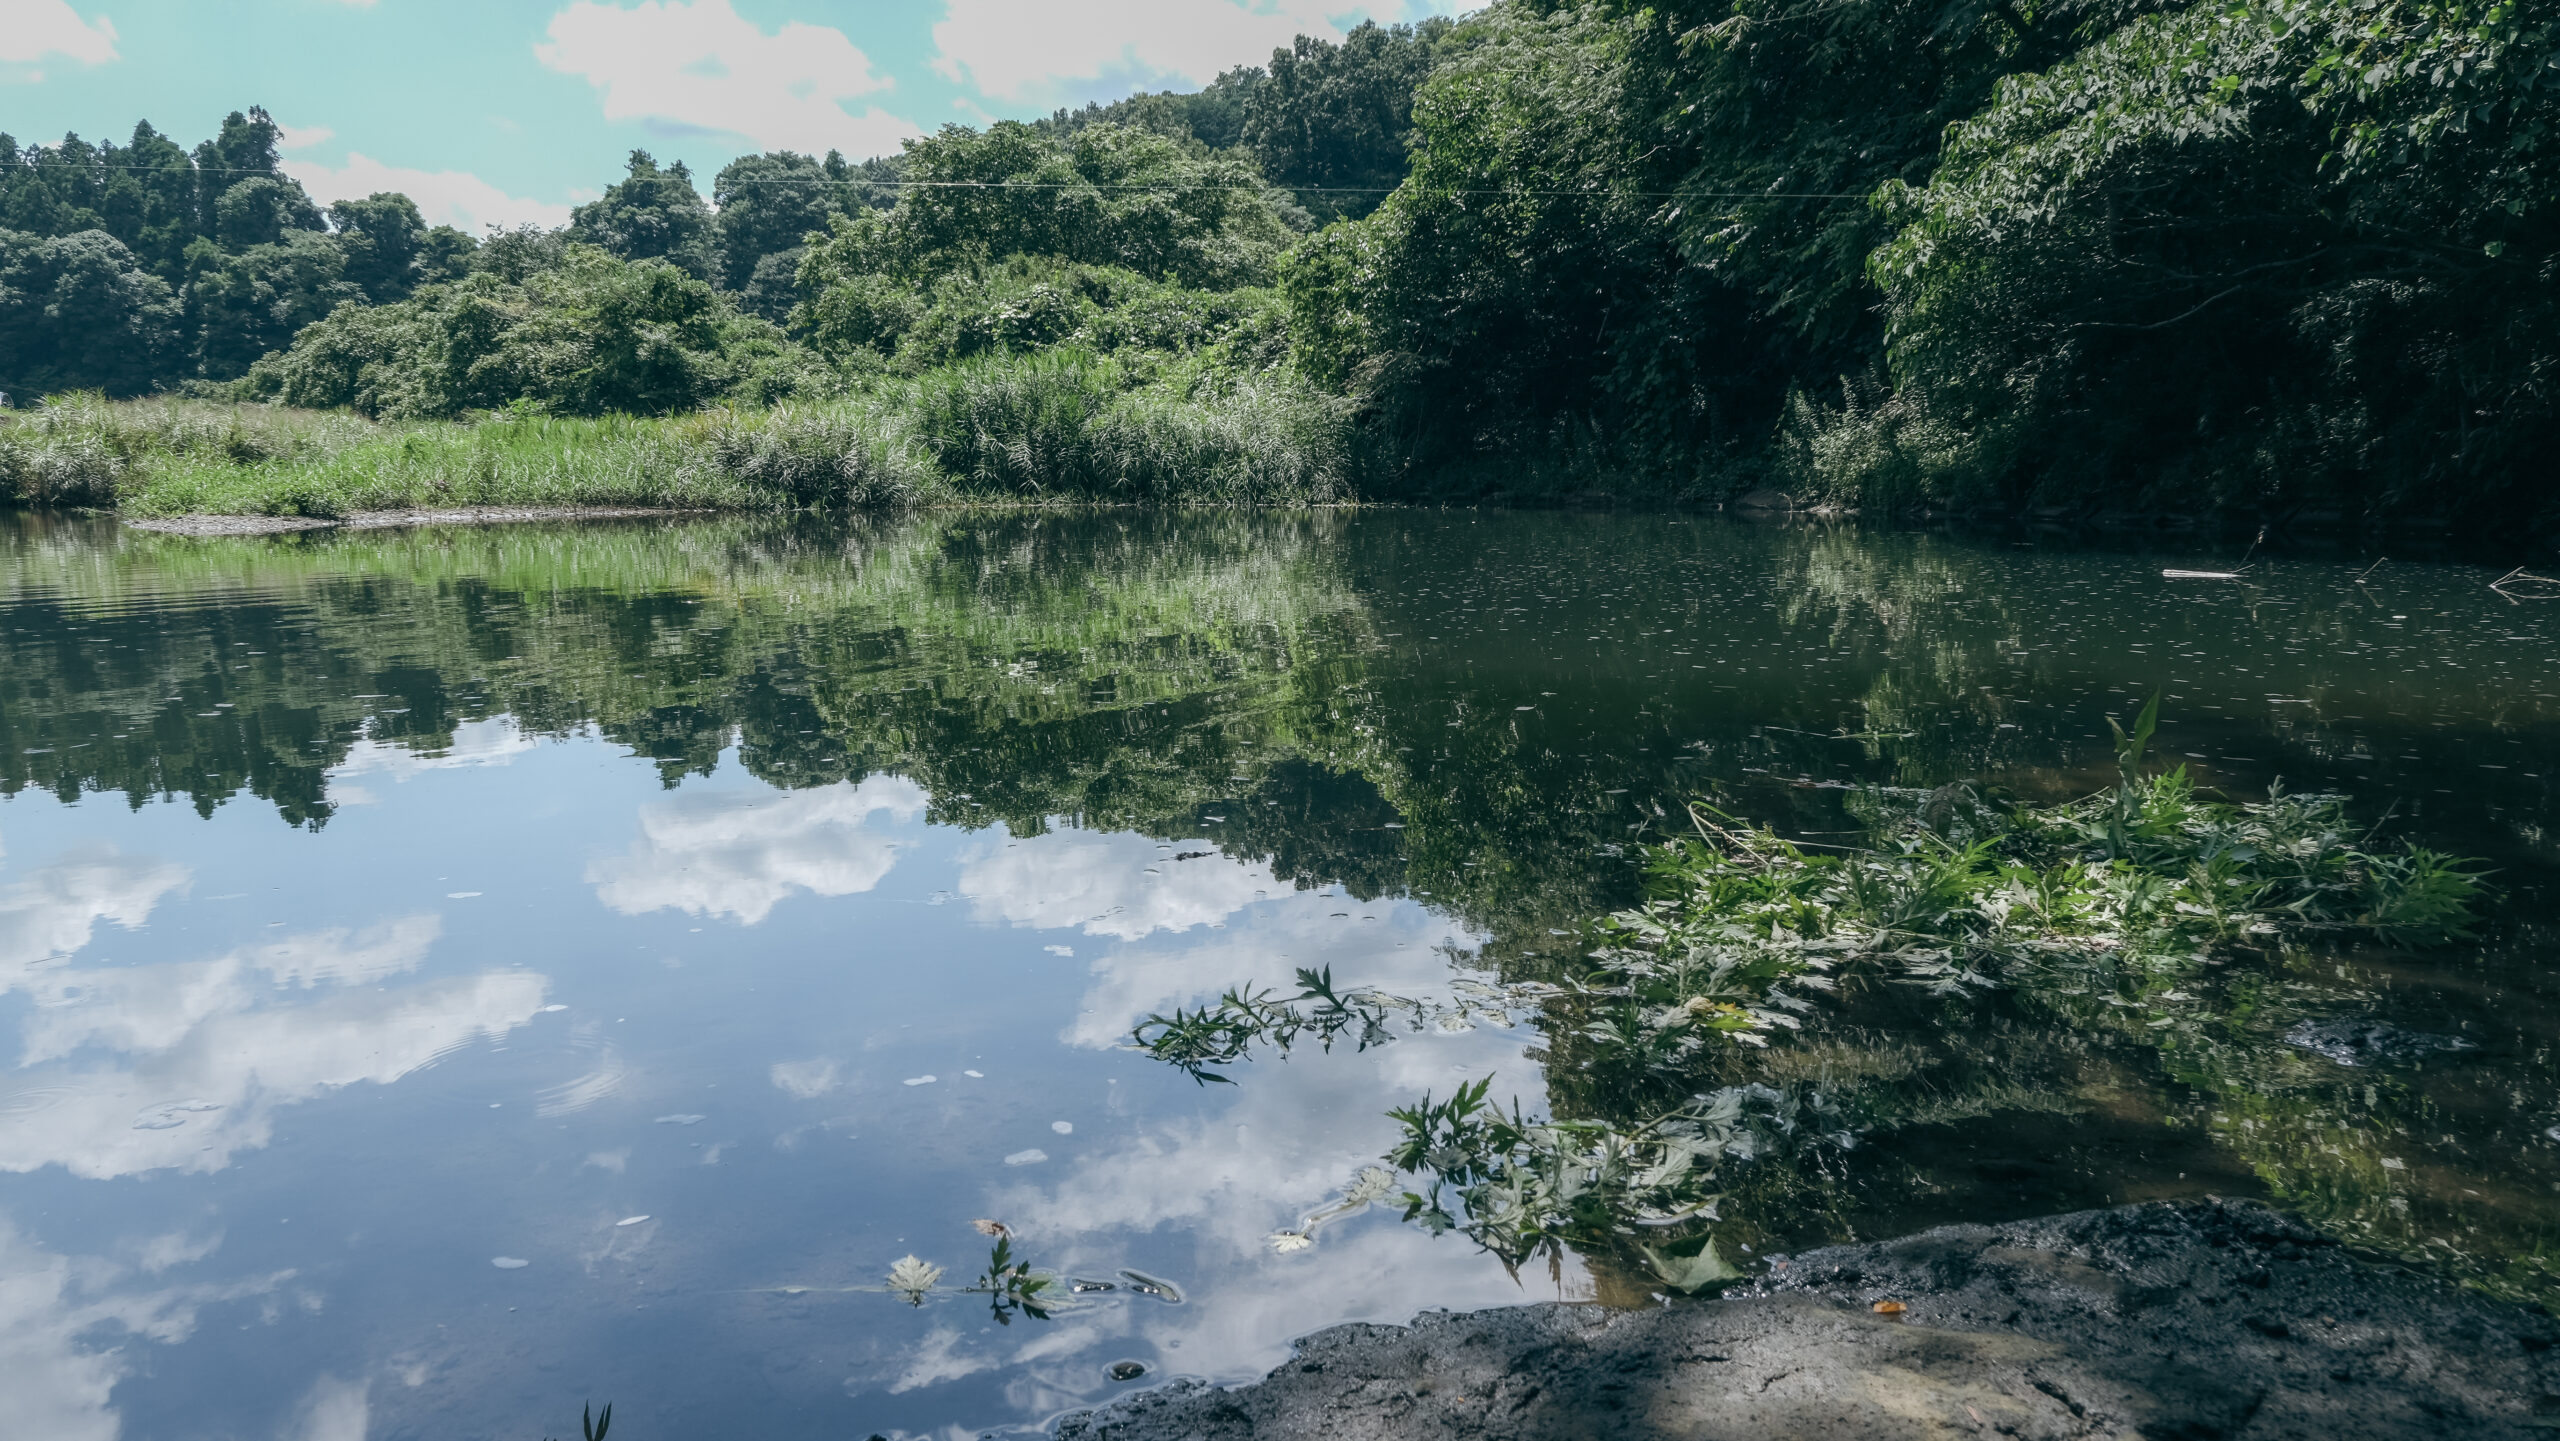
[1055,1200,2558,1440]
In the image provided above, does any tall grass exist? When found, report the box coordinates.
[902,349,1351,504]
[0,395,383,508]
[0,358,1355,517]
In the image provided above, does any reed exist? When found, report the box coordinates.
[0,363,1355,517]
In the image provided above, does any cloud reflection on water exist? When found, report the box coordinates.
[0,843,189,988]
[0,840,544,1179]
[0,1216,290,1441]
[847,846,1557,1413]
[589,776,928,923]
[959,829,1270,942]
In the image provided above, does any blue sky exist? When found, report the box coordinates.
[2,0,1463,231]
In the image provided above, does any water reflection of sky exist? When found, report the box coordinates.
[0,728,1558,1441]
[3,511,2554,1440]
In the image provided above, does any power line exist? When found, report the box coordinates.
[3,159,1872,202]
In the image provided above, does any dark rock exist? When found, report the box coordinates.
[1052,1200,2557,1440]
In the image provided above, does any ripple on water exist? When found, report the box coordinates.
[0,1087,74,1116]
[534,1027,629,1117]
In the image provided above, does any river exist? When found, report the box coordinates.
[0,509,2552,1439]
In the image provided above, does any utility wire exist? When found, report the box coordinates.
[5,160,1874,201]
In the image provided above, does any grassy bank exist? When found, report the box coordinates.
[0,352,1353,517]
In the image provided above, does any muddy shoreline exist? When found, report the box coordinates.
[119,505,701,535]
[1052,1200,2558,1440]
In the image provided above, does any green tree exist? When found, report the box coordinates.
[710,150,885,315]
[795,121,1301,304]
[1868,0,2560,520]
[328,191,474,303]
[0,122,204,281]
[211,175,325,250]
[1279,6,1729,488]
[1243,19,1454,222]
[1039,67,1266,152]
[0,229,183,395]
[251,246,827,418]
[571,150,718,282]
[185,230,364,379]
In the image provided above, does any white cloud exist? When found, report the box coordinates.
[15,917,442,1063]
[0,1216,288,1441]
[284,155,572,234]
[858,926,1558,1409]
[930,0,1445,105]
[273,122,335,151]
[959,831,1269,943]
[769,1058,839,1099]
[0,884,548,1181]
[0,2,118,65]
[286,1375,371,1441]
[587,776,927,924]
[0,963,546,1179]
[536,0,921,158]
[0,843,188,990]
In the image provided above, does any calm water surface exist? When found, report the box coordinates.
[1,510,2554,1439]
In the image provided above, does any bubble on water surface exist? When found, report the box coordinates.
[904,1075,937,1087]
[1003,1149,1048,1166]
[1051,1121,1073,1134]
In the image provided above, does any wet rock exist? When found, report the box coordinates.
[1053,1200,2558,1440]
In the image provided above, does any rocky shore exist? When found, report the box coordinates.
[1054,1200,2557,1440]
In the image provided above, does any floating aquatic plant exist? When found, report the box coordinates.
[886,1254,943,1305]
[1267,1164,1403,1254]
[1132,965,1550,1084]
[972,1235,1056,1324]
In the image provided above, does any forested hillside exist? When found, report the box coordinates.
[3,4,2551,531]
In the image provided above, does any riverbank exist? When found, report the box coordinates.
[1054,1200,2559,1440]
[118,505,707,535]
[0,371,1353,519]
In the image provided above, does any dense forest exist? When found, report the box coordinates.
[2,2,2552,529]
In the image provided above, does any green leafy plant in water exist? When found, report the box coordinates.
[972,1235,1056,1324]
[1384,1075,1833,1290]
[1132,699,2491,1295]
[541,1401,610,1441]
[1587,704,2488,1059]
[1130,965,1408,1083]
